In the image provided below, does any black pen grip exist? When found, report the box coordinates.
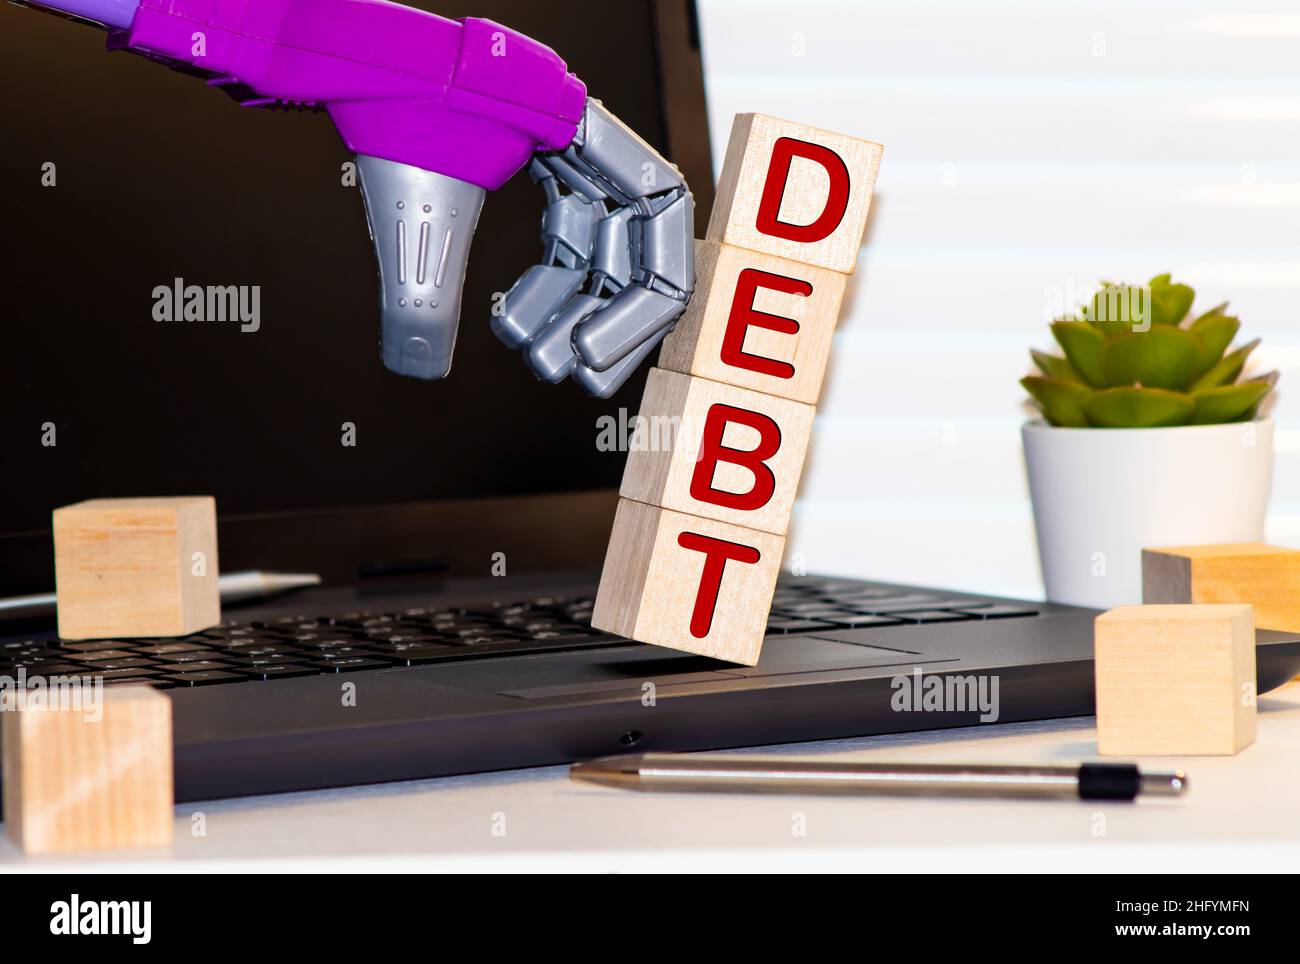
[1077,763,1142,801]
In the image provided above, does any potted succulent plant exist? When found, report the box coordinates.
[1021,274,1278,609]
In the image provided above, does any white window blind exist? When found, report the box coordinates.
[697,0,1300,598]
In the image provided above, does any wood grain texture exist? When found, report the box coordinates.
[591,499,784,665]
[618,368,814,536]
[657,240,846,404]
[1094,604,1256,756]
[1143,543,1300,632]
[3,685,174,854]
[706,113,883,274]
[53,496,220,640]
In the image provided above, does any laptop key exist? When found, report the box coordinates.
[146,649,219,663]
[887,610,978,624]
[954,604,1040,619]
[298,645,378,659]
[68,650,138,662]
[88,668,164,680]
[11,662,84,675]
[219,637,293,651]
[165,671,248,686]
[80,657,158,671]
[57,640,131,652]
[765,619,838,634]
[154,660,230,674]
[800,613,906,628]
[225,651,300,663]
[380,646,462,665]
[135,642,213,656]
[242,664,321,680]
[313,657,392,673]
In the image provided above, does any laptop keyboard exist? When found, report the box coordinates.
[0,577,1038,689]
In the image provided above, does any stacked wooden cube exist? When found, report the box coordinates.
[592,114,883,665]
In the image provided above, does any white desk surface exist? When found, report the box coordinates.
[5,682,1300,873]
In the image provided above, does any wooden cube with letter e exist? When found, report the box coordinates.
[593,113,882,664]
[658,240,847,405]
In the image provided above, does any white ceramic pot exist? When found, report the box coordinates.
[1022,418,1274,610]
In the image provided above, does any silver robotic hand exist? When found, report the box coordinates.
[492,98,695,397]
[355,98,693,392]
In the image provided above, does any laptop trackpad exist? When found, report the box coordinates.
[497,636,931,698]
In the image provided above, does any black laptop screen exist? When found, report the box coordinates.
[0,0,671,535]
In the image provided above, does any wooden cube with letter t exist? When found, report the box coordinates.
[592,500,785,664]
[593,113,882,664]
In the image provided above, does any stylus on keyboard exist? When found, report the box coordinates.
[570,754,1187,802]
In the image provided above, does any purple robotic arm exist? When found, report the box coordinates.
[22,0,694,394]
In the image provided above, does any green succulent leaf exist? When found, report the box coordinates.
[1188,312,1240,375]
[1191,338,1259,392]
[1021,376,1091,427]
[1050,321,1105,387]
[1082,387,1195,428]
[1190,382,1272,425]
[1240,371,1279,421]
[1098,325,1203,390]
[1148,274,1195,326]
[1030,349,1083,383]
[1192,301,1229,322]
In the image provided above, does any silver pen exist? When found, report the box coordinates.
[570,753,1187,802]
[0,570,321,614]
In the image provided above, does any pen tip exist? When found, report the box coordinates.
[569,754,644,789]
[1141,769,1188,797]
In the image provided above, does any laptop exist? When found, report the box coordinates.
[3,0,1299,805]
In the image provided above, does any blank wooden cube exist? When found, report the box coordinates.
[1094,604,1256,756]
[592,499,784,665]
[619,368,814,537]
[54,496,220,640]
[1144,543,1300,632]
[657,240,847,404]
[3,685,174,853]
[707,113,883,274]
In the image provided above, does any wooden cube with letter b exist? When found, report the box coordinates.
[593,113,883,665]
[620,368,815,536]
